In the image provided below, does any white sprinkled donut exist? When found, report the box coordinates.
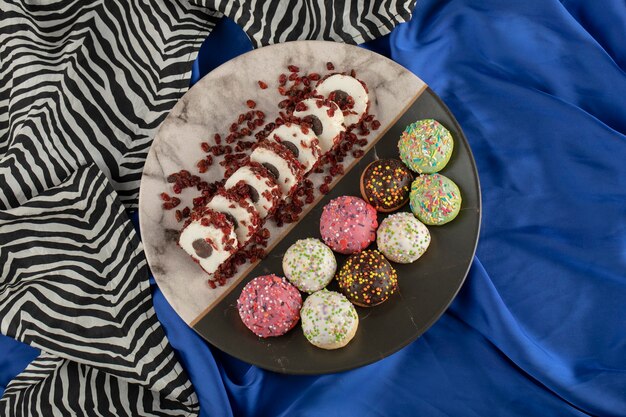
[377,212,431,263]
[283,238,336,293]
[300,289,359,350]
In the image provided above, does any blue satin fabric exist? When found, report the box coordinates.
[2,1,625,415]
[177,1,626,416]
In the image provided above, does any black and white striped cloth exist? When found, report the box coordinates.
[0,0,415,415]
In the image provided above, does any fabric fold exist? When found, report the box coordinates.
[0,164,198,415]
[191,0,416,48]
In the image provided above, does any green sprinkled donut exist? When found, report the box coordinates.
[398,119,454,174]
[409,173,462,225]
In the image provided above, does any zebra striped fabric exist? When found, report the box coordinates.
[195,0,416,47]
[0,0,415,414]
[0,165,198,415]
[2,353,195,417]
[0,0,220,209]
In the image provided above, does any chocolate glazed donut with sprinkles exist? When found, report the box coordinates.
[337,250,398,307]
[359,159,413,212]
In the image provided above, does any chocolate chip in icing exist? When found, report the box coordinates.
[305,115,323,136]
[245,184,259,203]
[192,239,213,258]
[330,89,349,107]
[220,211,238,230]
[262,162,280,180]
[282,140,299,157]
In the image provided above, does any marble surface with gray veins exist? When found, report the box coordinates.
[139,41,426,325]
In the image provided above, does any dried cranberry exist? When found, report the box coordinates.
[308,73,320,81]
[279,73,287,86]
[352,149,365,158]
[258,80,268,89]
[371,120,381,130]
[288,65,300,72]
[193,196,206,207]
[246,100,256,109]
[160,192,171,201]
[326,62,335,70]
[197,159,208,173]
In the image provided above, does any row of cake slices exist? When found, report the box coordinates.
[178,74,370,277]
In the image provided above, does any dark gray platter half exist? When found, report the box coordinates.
[139,41,481,375]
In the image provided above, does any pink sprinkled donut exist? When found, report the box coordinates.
[319,196,378,255]
[237,274,302,338]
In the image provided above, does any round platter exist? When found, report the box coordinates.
[139,41,481,374]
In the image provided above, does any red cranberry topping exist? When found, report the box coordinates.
[246,100,256,109]
[252,140,305,178]
[326,62,335,70]
[258,80,268,89]
[288,65,300,72]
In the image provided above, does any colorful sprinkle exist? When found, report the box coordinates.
[360,159,413,212]
[237,275,302,338]
[283,238,337,293]
[319,196,378,254]
[300,289,359,349]
[377,212,431,263]
[409,173,462,225]
[336,250,398,307]
[398,119,454,174]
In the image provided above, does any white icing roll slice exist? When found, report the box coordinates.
[293,98,344,154]
[224,162,281,218]
[316,74,369,127]
[269,123,322,173]
[178,209,238,276]
[249,141,304,196]
[205,190,261,247]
